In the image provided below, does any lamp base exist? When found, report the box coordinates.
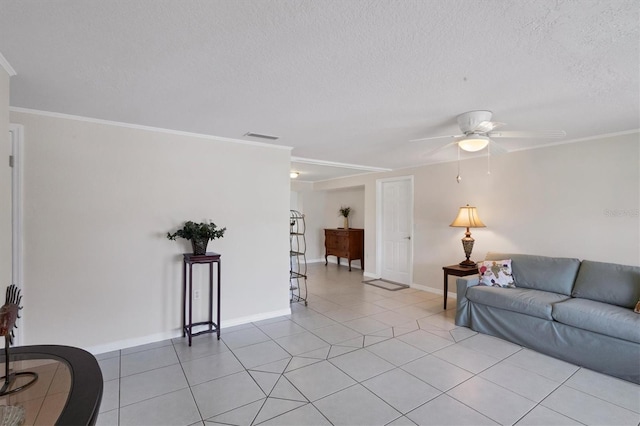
[458,259,477,268]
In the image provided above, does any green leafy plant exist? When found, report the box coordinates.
[339,206,351,217]
[167,221,226,242]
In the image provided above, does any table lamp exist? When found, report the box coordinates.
[450,204,486,267]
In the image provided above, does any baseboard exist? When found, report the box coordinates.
[85,307,292,355]
[86,330,184,355]
[411,283,457,300]
[221,308,292,328]
[307,257,363,270]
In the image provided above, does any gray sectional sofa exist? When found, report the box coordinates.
[455,252,640,384]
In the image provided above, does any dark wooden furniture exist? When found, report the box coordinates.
[182,252,221,346]
[2,345,103,425]
[442,264,478,310]
[324,228,364,271]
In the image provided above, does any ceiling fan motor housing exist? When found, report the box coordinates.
[457,110,492,133]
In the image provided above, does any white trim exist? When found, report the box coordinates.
[312,171,380,184]
[9,107,293,151]
[326,257,362,270]
[292,156,391,172]
[306,257,363,270]
[376,176,414,285]
[363,271,378,279]
[9,124,24,345]
[221,308,292,329]
[506,129,640,153]
[85,307,291,355]
[0,52,16,76]
[86,329,184,355]
[411,283,456,300]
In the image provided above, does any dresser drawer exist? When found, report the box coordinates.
[331,230,349,237]
[324,228,365,271]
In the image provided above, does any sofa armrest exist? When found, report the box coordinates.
[455,275,479,326]
[457,275,479,289]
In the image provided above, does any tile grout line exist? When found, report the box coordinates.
[512,367,586,425]
[117,350,121,426]
[171,340,206,424]
[97,264,639,426]
[561,372,640,414]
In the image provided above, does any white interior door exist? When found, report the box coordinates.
[377,177,413,285]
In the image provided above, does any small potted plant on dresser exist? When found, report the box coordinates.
[339,206,351,229]
[167,221,226,255]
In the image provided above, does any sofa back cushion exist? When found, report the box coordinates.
[485,252,580,295]
[572,260,640,308]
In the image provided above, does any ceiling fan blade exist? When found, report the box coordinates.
[410,134,461,143]
[487,130,566,139]
[488,139,509,156]
[420,141,458,158]
[474,121,505,133]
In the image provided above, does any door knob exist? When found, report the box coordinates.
[404,236,411,240]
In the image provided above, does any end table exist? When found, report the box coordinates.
[442,264,478,310]
[183,252,221,346]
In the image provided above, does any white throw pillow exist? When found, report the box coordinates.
[478,259,515,288]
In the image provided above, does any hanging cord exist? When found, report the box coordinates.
[487,141,491,175]
[456,144,462,183]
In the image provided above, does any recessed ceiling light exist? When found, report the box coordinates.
[244,132,279,140]
[290,171,299,179]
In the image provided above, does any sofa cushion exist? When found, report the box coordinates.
[486,253,580,296]
[572,260,640,309]
[478,259,515,287]
[466,286,570,320]
[552,298,640,343]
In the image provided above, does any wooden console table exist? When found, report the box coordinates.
[324,228,364,271]
[183,252,221,346]
[442,264,478,310]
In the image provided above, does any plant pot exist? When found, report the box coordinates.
[191,238,209,255]
[343,216,349,229]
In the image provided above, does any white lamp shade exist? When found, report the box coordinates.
[450,204,486,228]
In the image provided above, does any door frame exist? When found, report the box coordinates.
[375,175,414,285]
[10,123,24,344]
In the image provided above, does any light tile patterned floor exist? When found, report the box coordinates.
[95,264,640,426]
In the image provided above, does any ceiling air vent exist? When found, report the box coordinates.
[244,132,279,140]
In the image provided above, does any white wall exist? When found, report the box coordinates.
[0,68,10,297]
[290,181,326,262]
[12,110,291,352]
[314,133,640,293]
[289,184,366,264]
[323,186,365,230]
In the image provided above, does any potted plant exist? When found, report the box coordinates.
[339,206,351,229]
[167,221,226,255]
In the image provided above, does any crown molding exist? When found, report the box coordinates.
[9,107,294,151]
[0,51,16,76]
[291,156,391,172]
[506,128,640,153]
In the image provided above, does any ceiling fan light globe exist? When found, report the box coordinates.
[458,135,490,152]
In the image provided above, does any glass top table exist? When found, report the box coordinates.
[0,345,102,426]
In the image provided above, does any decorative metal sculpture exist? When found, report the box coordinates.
[0,285,37,396]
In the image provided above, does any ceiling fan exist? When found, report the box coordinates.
[411,110,566,157]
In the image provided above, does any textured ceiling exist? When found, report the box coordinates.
[1,0,638,181]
